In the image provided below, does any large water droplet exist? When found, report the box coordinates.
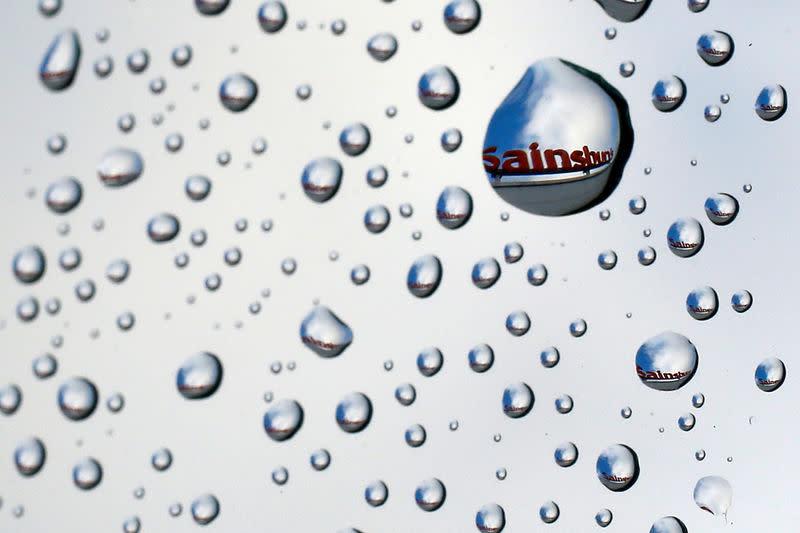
[219,73,258,112]
[147,214,180,243]
[258,1,287,33]
[506,311,530,336]
[652,76,686,112]
[13,246,46,284]
[14,437,46,476]
[97,148,143,187]
[686,286,718,320]
[45,177,82,213]
[555,442,578,467]
[667,217,704,257]
[443,0,481,34]
[176,352,223,399]
[468,343,494,373]
[755,84,787,121]
[476,503,505,532]
[415,478,446,511]
[693,476,732,518]
[502,382,534,418]
[595,0,650,22]
[365,480,388,506]
[40,30,81,91]
[263,399,304,441]
[704,193,738,225]
[539,501,560,523]
[755,357,785,392]
[636,332,698,391]
[300,306,353,357]
[697,31,733,66]
[407,255,442,298]
[418,66,459,110]
[301,157,343,202]
[436,186,473,229]
[190,494,220,525]
[598,250,618,270]
[335,392,372,433]
[73,457,102,490]
[57,377,98,420]
[596,444,639,491]
[417,347,444,377]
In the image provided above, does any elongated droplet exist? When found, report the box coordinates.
[367,33,398,61]
[97,148,143,187]
[45,177,82,213]
[14,437,46,477]
[13,246,46,284]
[693,476,732,518]
[40,30,81,91]
[147,214,180,242]
[300,306,353,357]
[195,0,229,15]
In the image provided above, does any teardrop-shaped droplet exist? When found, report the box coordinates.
[365,480,388,506]
[364,205,391,233]
[704,193,738,225]
[697,31,733,66]
[417,347,444,377]
[755,357,785,392]
[147,213,180,243]
[40,30,81,91]
[596,444,639,491]
[195,0,229,15]
[176,352,223,399]
[339,123,371,156]
[686,286,718,320]
[258,1,287,32]
[505,311,530,336]
[301,157,343,202]
[755,84,787,121]
[191,494,220,525]
[595,0,650,22]
[299,306,353,357]
[667,217,704,257]
[13,246,46,284]
[443,0,481,34]
[219,73,258,112]
[471,258,500,289]
[45,177,82,213]
[650,516,687,533]
[652,76,686,112]
[636,332,698,391]
[73,457,102,490]
[263,399,304,441]
[407,255,442,298]
[97,148,143,187]
[418,66,459,110]
[483,58,626,216]
[415,478,446,511]
[335,392,372,433]
[14,437,46,476]
[502,382,534,418]
[693,476,732,518]
[57,377,98,421]
[476,503,505,532]
[436,186,473,229]
[367,33,398,61]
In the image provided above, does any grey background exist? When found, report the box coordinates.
[0,0,796,531]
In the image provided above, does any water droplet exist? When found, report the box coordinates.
[149,77,166,94]
[620,406,632,418]
[17,296,40,322]
[364,205,391,233]
[366,165,388,188]
[73,457,102,490]
[697,31,733,66]
[195,0,229,15]
[295,84,311,100]
[0,384,21,415]
[539,346,560,368]
[755,84,787,121]
[418,66,459,110]
[39,0,62,16]
[599,209,611,221]
[263,399,304,441]
[330,19,346,35]
[57,248,80,271]
[702,193,739,226]
[604,27,617,39]
[679,413,696,431]
[476,503,505,532]
[411,19,422,31]
[118,113,135,132]
[441,128,462,152]
[523,264,548,287]
[40,30,81,91]
[309,448,331,471]
[258,1,287,33]
[190,494,220,525]
[704,104,721,122]
[502,382,534,418]
[688,0,709,12]
[300,306,353,357]
[339,123,371,156]
[415,478,446,511]
[470,258,500,289]
[407,255,442,298]
[652,76,686,112]
[367,33,398,61]
[405,423,427,447]
[151,448,172,471]
[116,311,135,331]
[417,347,444,377]
[147,214,180,243]
[182,175,211,202]
[570,318,587,337]
[170,44,192,67]
[694,476,732,518]
[667,217,704,257]
[13,246,46,284]
[281,257,297,275]
[46,133,67,155]
[176,352,222,399]
[122,517,140,533]
[598,249,618,270]
[335,392,372,433]
[638,246,656,266]
[596,444,638,491]
[468,343,494,373]
[301,157,343,202]
[399,203,414,218]
[755,357,785,392]
[554,442,578,467]
[495,466,507,479]
[133,487,145,500]
[97,148,143,187]
[636,332,698,391]
[58,377,98,420]
[386,105,397,117]
[539,501,560,523]
[436,186,473,229]
[127,49,149,73]
[14,437,46,476]
[596,508,613,527]
[619,61,635,77]
[272,466,289,485]
[596,0,650,21]
[395,383,416,406]
[350,264,370,285]
[75,279,95,302]
[223,247,242,266]
[731,289,752,312]
[106,393,124,412]
[32,353,57,379]
[219,73,258,112]
[686,286,718,320]
[443,0,481,34]
[696,449,706,461]
[503,243,523,264]
[555,394,573,414]
[365,480,388,506]
[506,311,531,336]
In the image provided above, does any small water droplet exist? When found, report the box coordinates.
[731,290,752,312]
[335,392,372,433]
[127,49,149,73]
[476,503,505,532]
[258,1,287,33]
[395,383,416,406]
[697,31,733,66]
[190,494,220,525]
[652,76,686,112]
[569,318,587,337]
[596,508,613,527]
[40,30,80,91]
[596,444,638,491]
[418,66,459,110]
[686,286,718,320]
[365,480,388,506]
[755,357,785,392]
[678,412,696,431]
[73,457,103,490]
[539,501,560,523]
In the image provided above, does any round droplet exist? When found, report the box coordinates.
[310,449,330,471]
[98,148,143,187]
[263,399,304,441]
[405,424,427,447]
[58,377,98,421]
[395,383,416,406]
[636,332,697,391]
[539,501,560,524]
[554,442,578,467]
[195,0,229,15]
[58,248,80,271]
[40,30,81,91]
[335,392,372,433]
[39,0,62,16]
[330,18,346,35]
[476,503,505,532]
[468,343,494,373]
[694,475,732,518]
[667,218,704,257]
[436,186,473,229]
[103,259,130,284]
[13,246,46,284]
[399,203,413,217]
[300,306,353,357]
[32,353,57,379]
[106,393,124,413]
[73,457,102,490]
[271,466,289,485]
[151,448,172,471]
[301,157,343,203]
[295,84,311,100]
[75,279,95,302]
[364,205,391,233]
[339,123,371,156]
[628,195,646,215]
[686,286,718,320]
[117,312,135,331]
[185,175,212,201]
[555,394,573,414]
[690,393,705,409]
[122,517,140,533]
[365,480,388,507]
[527,264,548,286]
[441,128,462,152]
[688,0,709,12]
[755,357,785,392]
[604,27,617,39]
[678,412,696,431]
[540,346,560,368]
[0,384,22,415]
[471,258,500,289]
[258,1,287,33]
[219,73,258,112]
[596,509,613,527]
[704,104,721,122]
[176,352,223,399]
[502,382,534,418]
[596,444,638,491]
[598,250,617,270]
[415,478,446,512]
[503,242,523,263]
[731,290,752,312]
[281,258,297,275]
[638,246,656,266]
[367,33,397,61]
[223,247,242,266]
[147,214,180,243]
[251,137,267,155]
[407,255,442,298]
[619,61,635,77]
[191,494,219,525]
[350,264,370,285]
[118,113,135,132]
[570,318,587,337]
[418,66,459,110]
[599,209,611,221]
[366,165,388,188]
[14,437,46,476]
[621,406,632,418]
[697,31,733,66]
[444,0,481,34]
[652,76,686,112]
[171,44,192,67]
[127,49,149,73]
[17,296,40,322]
[46,134,67,155]
[417,347,444,377]
[192,228,208,246]
[755,84,787,121]
[506,311,531,336]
